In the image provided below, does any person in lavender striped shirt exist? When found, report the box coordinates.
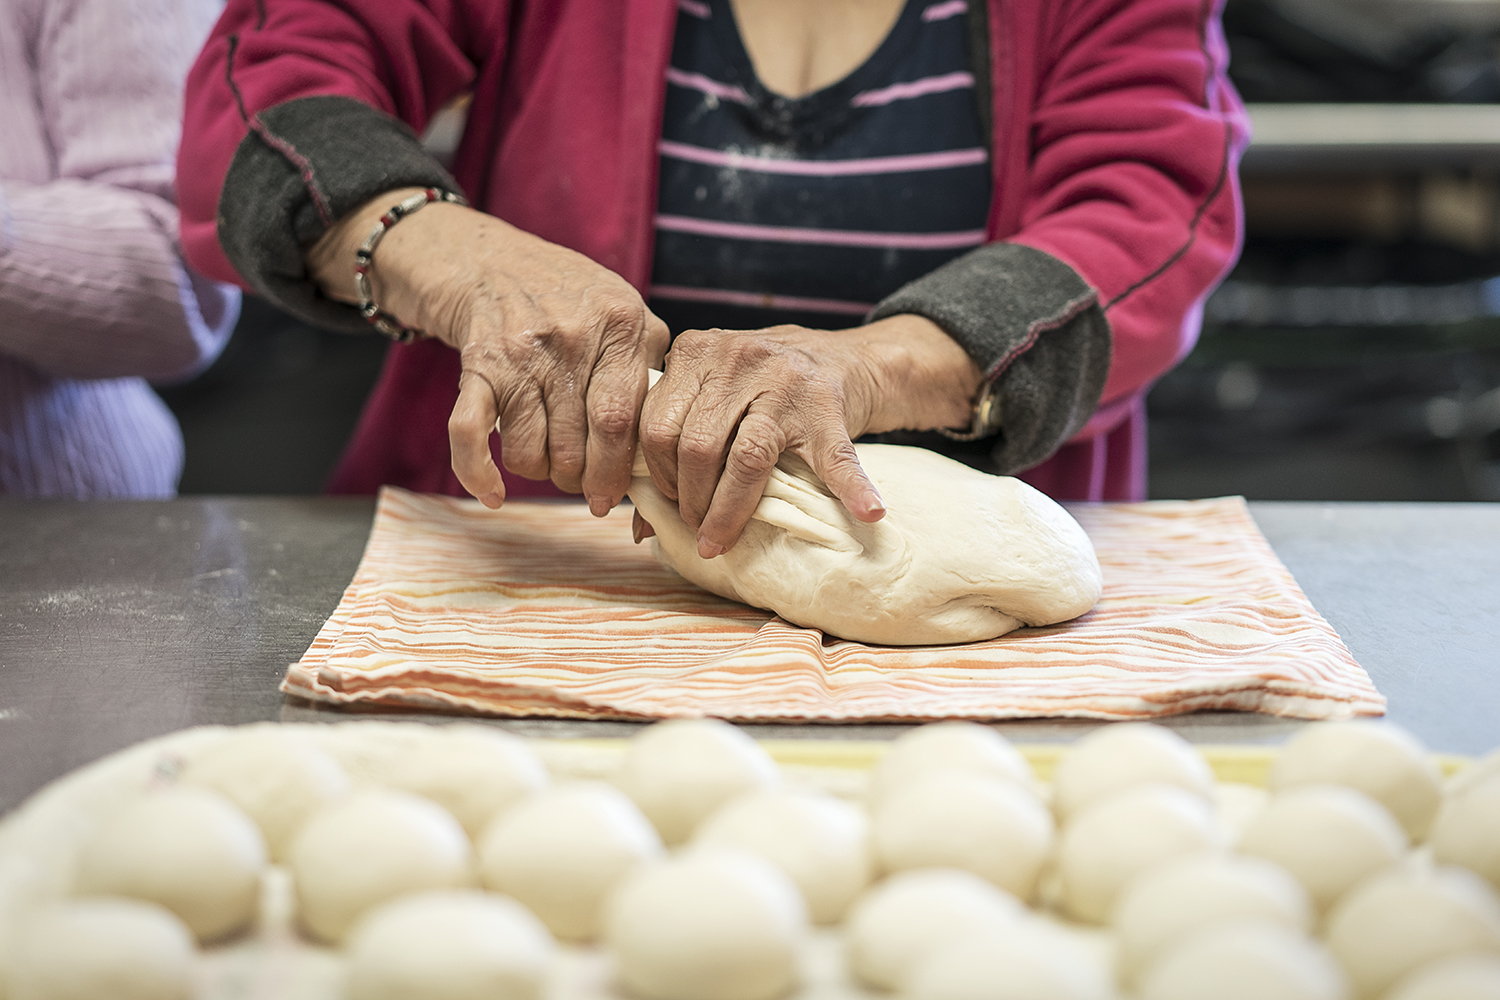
[0,0,240,497]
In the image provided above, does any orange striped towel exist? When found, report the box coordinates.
[282,487,1384,721]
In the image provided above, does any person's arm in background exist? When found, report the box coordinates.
[869,0,1250,477]
[0,0,239,383]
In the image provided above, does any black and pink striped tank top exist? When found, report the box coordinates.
[648,0,993,335]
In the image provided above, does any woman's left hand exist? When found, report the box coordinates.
[638,314,982,558]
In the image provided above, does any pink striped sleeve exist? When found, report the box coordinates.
[0,0,238,382]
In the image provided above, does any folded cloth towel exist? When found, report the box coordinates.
[282,487,1384,721]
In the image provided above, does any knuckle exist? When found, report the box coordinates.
[726,429,780,480]
[677,428,723,467]
[588,401,636,441]
[639,418,676,453]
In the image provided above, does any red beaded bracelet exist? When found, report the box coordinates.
[353,187,468,342]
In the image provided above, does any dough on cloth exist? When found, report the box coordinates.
[345,890,553,1000]
[71,786,267,943]
[627,440,1101,646]
[477,782,663,941]
[6,898,195,1000]
[602,847,807,1000]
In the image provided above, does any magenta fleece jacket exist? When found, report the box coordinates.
[177,0,1249,502]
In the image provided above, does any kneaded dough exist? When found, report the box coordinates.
[1113,853,1314,986]
[1269,721,1442,842]
[909,919,1114,1000]
[1235,785,1406,913]
[845,868,1024,991]
[1384,954,1500,1000]
[603,847,807,1000]
[1051,723,1216,824]
[628,441,1101,645]
[1138,920,1348,1000]
[615,719,780,845]
[867,722,1033,805]
[72,786,266,943]
[179,726,351,863]
[381,726,550,841]
[1056,783,1224,924]
[1325,865,1500,999]
[695,788,871,924]
[1430,772,1500,892]
[872,769,1052,902]
[7,898,195,1000]
[345,890,554,1000]
[289,789,473,944]
[477,782,663,941]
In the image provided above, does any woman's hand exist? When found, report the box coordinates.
[308,187,670,515]
[639,314,982,558]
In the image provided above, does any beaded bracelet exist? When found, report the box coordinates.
[353,187,468,342]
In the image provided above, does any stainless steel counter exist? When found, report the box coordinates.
[1,498,1497,815]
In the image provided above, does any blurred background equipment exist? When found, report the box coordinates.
[1151,0,1500,500]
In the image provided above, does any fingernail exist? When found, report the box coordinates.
[863,489,885,514]
[481,492,503,509]
[590,497,614,518]
[698,538,725,560]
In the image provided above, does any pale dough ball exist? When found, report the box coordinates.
[1113,853,1314,986]
[867,722,1033,805]
[1056,783,1224,924]
[1385,954,1500,1000]
[1325,865,1500,999]
[477,782,662,941]
[72,786,266,942]
[908,920,1114,1000]
[845,868,1024,992]
[179,726,351,863]
[346,890,553,1000]
[872,769,1052,902]
[1431,773,1500,892]
[695,788,871,924]
[1270,721,1443,842]
[7,898,194,1000]
[603,847,807,1000]
[1451,748,1500,798]
[616,719,779,845]
[1138,921,1349,1000]
[381,726,549,841]
[289,789,473,944]
[1236,784,1406,913]
[1051,723,1215,824]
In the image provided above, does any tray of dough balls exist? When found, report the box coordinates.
[1,719,1498,1000]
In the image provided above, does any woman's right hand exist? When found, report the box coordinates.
[308,188,670,516]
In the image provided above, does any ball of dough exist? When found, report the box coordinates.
[1056,783,1224,924]
[845,868,1024,991]
[603,847,807,1000]
[179,726,351,863]
[381,726,549,841]
[872,769,1052,901]
[1270,721,1442,842]
[695,788,871,924]
[1138,921,1348,1000]
[868,722,1033,805]
[7,898,195,1000]
[1384,954,1500,1000]
[1451,748,1500,798]
[1325,865,1500,999]
[1113,853,1314,986]
[73,786,266,942]
[346,890,554,1000]
[478,782,662,941]
[616,719,779,845]
[629,442,1102,645]
[289,789,473,944]
[1431,773,1500,892]
[908,920,1114,1000]
[1051,724,1215,824]
[1236,784,1406,913]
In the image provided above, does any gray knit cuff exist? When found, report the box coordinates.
[868,241,1112,475]
[217,95,461,333]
